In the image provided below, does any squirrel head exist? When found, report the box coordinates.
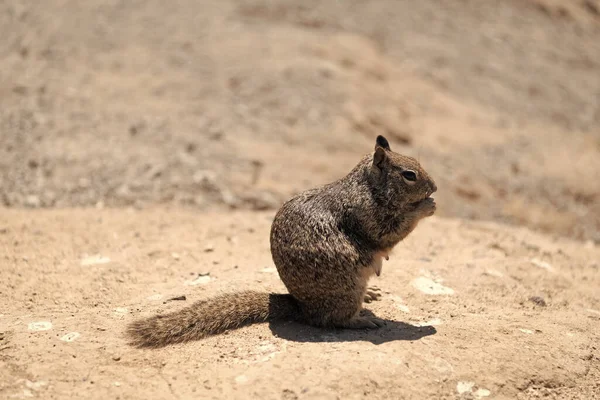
[370,135,437,209]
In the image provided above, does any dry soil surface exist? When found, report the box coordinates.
[1,0,600,241]
[1,0,600,399]
[0,208,599,399]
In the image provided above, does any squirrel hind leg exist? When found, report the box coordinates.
[301,296,385,329]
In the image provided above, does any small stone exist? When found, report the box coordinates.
[24,380,47,390]
[456,381,475,394]
[60,332,81,342]
[80,254,111,266]
[112,355,121,361]
[166,295,187,302]
[24,195,41,208]
[528,296,547,307]
[28,321,52,331]
[411,276,455,295]
[483,269,503,278]
[530,258,553,271]
[185,275,212,286]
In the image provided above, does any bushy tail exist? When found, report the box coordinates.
[126,291,301,348]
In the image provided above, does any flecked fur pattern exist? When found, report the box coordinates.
[126,135,437,347]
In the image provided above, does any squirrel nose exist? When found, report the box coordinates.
[429,182,437,196]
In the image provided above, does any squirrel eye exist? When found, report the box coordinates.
[401,170,417,182]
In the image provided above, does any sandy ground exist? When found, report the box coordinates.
[0,208,599,399]
[1,0,600,399]
[1,0,600,241]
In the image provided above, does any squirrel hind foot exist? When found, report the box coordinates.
[335,316,386,329]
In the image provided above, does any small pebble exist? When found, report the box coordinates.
[411,276,455,295]
[60,332,80,342]
[81,255,111,266]
[456,381,474,394]
[530,258,552,271]
[166,295,187,302]
[528,296,547,307]
[185,275,212,286]
[28,321,52,331]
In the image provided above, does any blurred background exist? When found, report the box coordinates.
[1,0,599,242]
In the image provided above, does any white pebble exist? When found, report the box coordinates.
[456,381,490,398]
[483,269,503,278]
[80,254,111,266]
[235,375,248,384]
[146,294,163,301]
[28,321,52,331]
[519,328,534,334]
[185,275,212,286]
[389,295,410,313]
[456,381,474,394]
[114,307,128,314]
[24,380,47,390]
[530,258,553,271]
[60,332,81,342]
[411,276,455,295]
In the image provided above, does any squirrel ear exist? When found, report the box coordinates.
[373,146,387,168]
[375,135,391,151]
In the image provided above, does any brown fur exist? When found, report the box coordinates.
[126,135,437,347]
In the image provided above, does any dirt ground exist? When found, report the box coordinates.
[0,209,599,399]
[1,0,599,399]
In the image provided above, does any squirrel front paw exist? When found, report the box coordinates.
[364,286,382,303]
[413,197,436,217]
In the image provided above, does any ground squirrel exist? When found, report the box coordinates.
[127,135,437,347]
